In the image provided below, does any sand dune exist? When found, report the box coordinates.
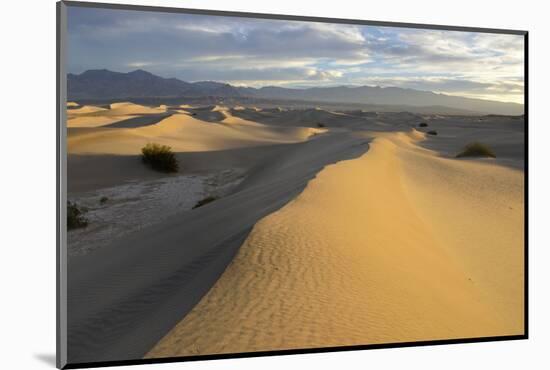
[67,105,524,363]
[67,115,138,128]
[68,112,324,155]
[231,107,349,127]
[211,105,227,112]
[229,106,412,130]
[67,105,118,127]
[108,102,167,115]
[184,105,230,122]
[67,102,169,128]
[67,129,368,363]
[147,128,523,357]
[102,113,173,129]
[67,105,107,115]
[415,115,524,169]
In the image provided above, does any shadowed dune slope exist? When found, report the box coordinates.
[66,104,524,363]
[147,129,524,358]
[229,107,364,128]
[102,113,173,128]
[68,113,325,155]
[67,130,369,363]
[67,115,139,128]
[67,102,169,128]
[229,107,429,131]
[67,105,107,115]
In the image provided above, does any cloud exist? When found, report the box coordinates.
[353,75,524,103]
[68,8,369,68]
[67,6,524,103]
[306,69,344,80]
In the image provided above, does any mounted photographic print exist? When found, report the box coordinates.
[56,1,528,368]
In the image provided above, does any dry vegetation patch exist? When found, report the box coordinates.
[141,143,179,173]
[456,142,496,158]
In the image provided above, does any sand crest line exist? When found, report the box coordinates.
[67,120,370,363]
[66,103,523,362]
[146,128,524,357]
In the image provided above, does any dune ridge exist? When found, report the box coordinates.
[67,102,169,128]
[109,102,167,115]
[66,104,524,363]
[68,112,325,155]
[66,127,368,363]
[67,115,139,128]
[147,129,524,358]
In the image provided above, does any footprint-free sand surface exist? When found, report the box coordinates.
[66,104,524,363]
[67,102,168,128]
[147,129,524,357]
[68,109,324,154]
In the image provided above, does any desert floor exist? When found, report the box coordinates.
[66,101,524,363]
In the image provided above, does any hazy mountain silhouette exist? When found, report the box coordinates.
[68,69,524,115]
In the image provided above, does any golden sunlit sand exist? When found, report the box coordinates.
[67,114,139,128]
[146,128,523,357]
[67,102,168,128]
[108,102,167,115]
[68,107,325,154]
[66,103,524,363]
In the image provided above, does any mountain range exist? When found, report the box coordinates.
[67,69,524,115]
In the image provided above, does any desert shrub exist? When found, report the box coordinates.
[141,143,179,173]
[192,195,219,209]
[67,201,88,230]
[418,122,428,127]
[99,196,109,204]
[427,130,438,135]
[456,142,496,158]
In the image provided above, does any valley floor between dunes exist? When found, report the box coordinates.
[65,102,524,363]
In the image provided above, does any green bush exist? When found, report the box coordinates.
[141,143,179,173]
[456,142,496,158]
[418,122,428,127]
[317,122,325,128]
[427,130,438,135]
[67,201,88,230]
[193,195,218,209]
[99,196,109,204]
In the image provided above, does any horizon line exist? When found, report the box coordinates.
[68,68,525,106]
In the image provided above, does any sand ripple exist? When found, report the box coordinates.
[147,129,524,357]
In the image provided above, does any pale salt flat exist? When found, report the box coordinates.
[68,169,244,255]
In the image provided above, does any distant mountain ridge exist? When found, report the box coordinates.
[67,69,524,115]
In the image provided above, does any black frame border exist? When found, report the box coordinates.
[57,1,529,369]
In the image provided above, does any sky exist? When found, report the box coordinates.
[67,6,525,104]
